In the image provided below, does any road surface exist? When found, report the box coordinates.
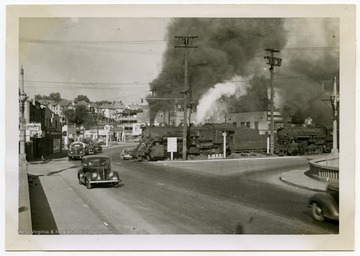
[28,145,338,235]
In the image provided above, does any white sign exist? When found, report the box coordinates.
[104,124,110,131]
[167,137,177,152]
[26,123,42,138]
[132,123,142,136]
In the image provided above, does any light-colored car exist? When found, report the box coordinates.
[78,155,120,189]
[308,182,339,222]
[120,148,133,160]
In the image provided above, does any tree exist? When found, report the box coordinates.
[49,92,62,102]
[74,95,90,103]
[64,105,95,127]
[34,94,42,101]
[95,100,112,106]
[34,92,62,102]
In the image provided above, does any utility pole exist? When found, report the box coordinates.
[175,35,198,160]
[19,65,32,234]
[264,48,282,155]
[19,66,27,162]
[96,104,99,140]
[330,76,339,156]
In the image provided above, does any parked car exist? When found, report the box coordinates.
[68,142,88,160]
[78,155,120,189]
[94,143,103,154]
[308,182,339,221]
[88,144,95,155]
[120,148,133,160]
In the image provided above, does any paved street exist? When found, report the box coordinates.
[27,145,338,235]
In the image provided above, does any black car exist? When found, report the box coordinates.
[78,155,119,189]
[308,182,339,222]
[68,142,88,160]
[93,143,103,154]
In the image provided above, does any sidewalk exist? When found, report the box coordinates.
[27,159,111,234]
[279,169,327,192]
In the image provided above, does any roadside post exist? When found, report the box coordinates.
[104,124,110,147]
[167,137,177,160]
[222,132,227,158]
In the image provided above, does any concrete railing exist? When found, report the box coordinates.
[308,156,339,182]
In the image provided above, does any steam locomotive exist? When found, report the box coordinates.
[132,122,333,161]
[276,124,333,156]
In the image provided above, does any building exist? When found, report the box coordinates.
[24,99,63,160]
[225,111,290,134]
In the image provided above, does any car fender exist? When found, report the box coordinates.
[309,193,339,219]
[85,172,95,182]
[113,171,120,180]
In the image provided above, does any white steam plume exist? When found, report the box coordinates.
[196,77,250,124]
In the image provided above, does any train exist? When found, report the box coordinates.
[132,122,333,161]
[276,124,333,156]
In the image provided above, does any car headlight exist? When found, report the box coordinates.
[92,172,98,178]
[109,172,114,178]
[80,150,83,153]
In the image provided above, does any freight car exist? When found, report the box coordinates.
[276,124,333,156]
[131,122,333,161]
[132,123,268,161]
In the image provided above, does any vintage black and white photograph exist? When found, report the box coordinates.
[5,3,356,252]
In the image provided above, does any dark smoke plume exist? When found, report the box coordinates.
[148,18,339,126]
[148,18,287,122]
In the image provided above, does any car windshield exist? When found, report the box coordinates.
[87,158,110,167]
[71,143,84,148]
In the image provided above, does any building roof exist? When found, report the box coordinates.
[58,99,73,107]
[99,101,125,110]
[76,100,89,107]
[89,102,98,108]
[38,99,50,106]
[111,101,125,109]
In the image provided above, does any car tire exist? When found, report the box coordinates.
[78,177,82,185]
[312,202,325,221]
[85,178,92,189]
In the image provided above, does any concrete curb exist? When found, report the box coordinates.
[279,176,326,192]
[28,159,52,165]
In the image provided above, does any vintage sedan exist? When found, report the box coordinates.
[308,182,339,222]
[68,142,88,160]
[93,142,103,154]
[78,155,120,189]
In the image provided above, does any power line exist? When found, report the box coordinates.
[20,38,174,45]
[24,80,150,87]
[283,46,339,52]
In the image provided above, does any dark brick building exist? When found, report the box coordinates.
[24,99,62,161]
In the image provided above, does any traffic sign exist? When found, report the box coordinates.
[104,124,110,131]
[167,137,177,152]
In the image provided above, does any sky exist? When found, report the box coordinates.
[19,18,171,104]
[19,16,340,125]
